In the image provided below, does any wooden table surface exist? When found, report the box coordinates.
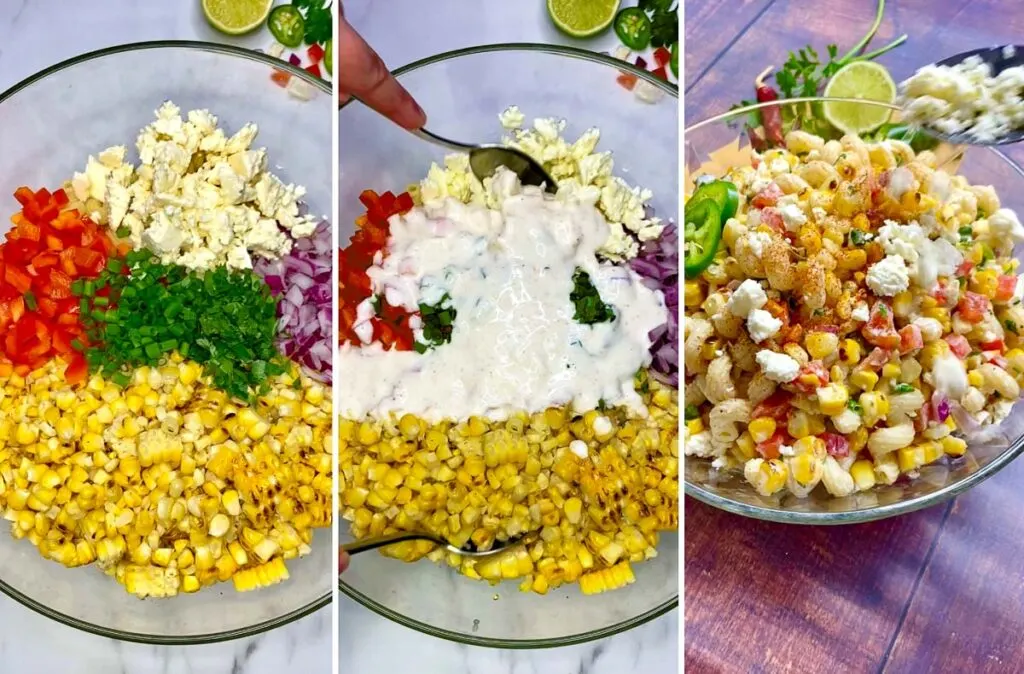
[684,1,1024,672]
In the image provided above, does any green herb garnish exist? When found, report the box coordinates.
[570,268,616,325]
[684,404,700,420]
[891,382,915,394]
[1006,319,1020,335]
[416,292,457,351]
[849,229,869,246]
[292,0,332,45]
[846,398,863,414]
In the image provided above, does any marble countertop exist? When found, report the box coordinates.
[0,2,329,673]
[341,2,678,673]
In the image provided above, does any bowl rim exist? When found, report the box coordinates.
[684,95,1024,525]
[337,41,678,649]
[0,40,332,645]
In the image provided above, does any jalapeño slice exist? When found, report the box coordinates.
[684,198,723,277]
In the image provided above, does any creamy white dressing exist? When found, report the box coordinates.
[338,181,666,422]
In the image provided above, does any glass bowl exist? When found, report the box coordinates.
[0,42,333,643]
[684,97,1024,524]
[338,44,678,647]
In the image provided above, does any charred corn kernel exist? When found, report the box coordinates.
[971,269,999,298]
[734,432,757,461]
[787,410,812,439]
[233,558,290,592]
[805,332,839,360]
[967,370,985,387]
[860,392,890,425]
[684,281,704,307]
[579,562,635,595]
[840,339,861,365]
[881,362,902,381]
[816,384,848,416]
[744,458,788,496]
[849,460,877,491]
[941,436,968,457]
[686,419,704,435]
[893,291,914,317]
[850,370,879,391]
[748,417,776,443]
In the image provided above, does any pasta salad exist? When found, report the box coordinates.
[684,130,1024,499]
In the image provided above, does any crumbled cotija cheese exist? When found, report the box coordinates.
[899,55,1024,143]
[71,101,317,271]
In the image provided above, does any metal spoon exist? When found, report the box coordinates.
[917,45,1024,146]
[342,529,532,558]
[413,128,557,193]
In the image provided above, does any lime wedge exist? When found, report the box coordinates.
[202,0,273,36]
[822,61,897,135]
[547,0,620,38]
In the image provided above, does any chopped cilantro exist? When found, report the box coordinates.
[571,268,616,325]
[417,293,457,351]
[891,382,915,394]
[849,229,868,246]
[846,399,863,414]
[684,404,700,420]
[1006,319,1019,335]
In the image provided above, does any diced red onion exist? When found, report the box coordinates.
[631,222,678,388]
[289,53,301,66]
[931,391,950,423]
[254,219,333,384]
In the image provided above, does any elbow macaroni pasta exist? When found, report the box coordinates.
[685,129,1024,499]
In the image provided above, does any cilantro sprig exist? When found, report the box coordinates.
[570,268,616,325]
[414,293,457,353]
[292,0,332,45]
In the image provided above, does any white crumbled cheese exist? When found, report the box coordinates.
[746,231,772,258]
[419,108,662,261]
[899,55,1024,143]
[874,219,961,291]
[569,440,590,459]
[778,202,807,232]
[746,308,782,343]
[727,279,768,318]
[71,101,317,271]
[989,208,1024,242]
[912,317,945,342]
[932,353,968,399]
[852,302,870,322]
[498,105,525,130]
[831,408,862,434]
[769,158,790,175]
[866,255,911,296]
[756,350,801,383]
[683,431,717,458]
[778,444,795,457]
[888,167,915,199]
[593,415,612,436]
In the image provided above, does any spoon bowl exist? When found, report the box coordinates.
[413,128,557,192]
[918,44,1024,146]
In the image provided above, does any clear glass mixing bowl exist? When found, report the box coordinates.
[338,44,678,647]
[0,42,333,643]
[685,97,1024,524]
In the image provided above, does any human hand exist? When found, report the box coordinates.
[339,547,350,574]
[337,8,426,130]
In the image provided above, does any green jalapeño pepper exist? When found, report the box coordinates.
[689,179,739,222]
[614,8,652,51]
[684,199,723,277]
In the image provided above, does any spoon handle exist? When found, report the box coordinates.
[412,128,475,153]
[341,531,437,555]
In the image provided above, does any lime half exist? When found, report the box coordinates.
[202,0,273,36]
[547,0,620,38]
[822,61,897,135]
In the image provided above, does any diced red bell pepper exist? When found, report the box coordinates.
[957,291,990,323]
[305,63,322,78]
[652,66,669,81]
[862,302,901,349]
[307,43,325,63]
[821,432,850,458]
[898,324,924,354]
[751,391,793,422]
[945,334,972,358]
[995,274,1018,302]
[654,47,672,67]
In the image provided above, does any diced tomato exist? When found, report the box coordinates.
[305,63,322,78]
[980,338,1006,352]
[898,325,924,355]
[616,73,638,91]
[955,260,974,277]
[752,183,784,208]
[793,360,829,393]
[652,66,669,81]
[270,69,291,87]
[945,334,971,358]
[995,274,1018,302]
[862,301,901,349]
[307,43,324,63]
[861,347,892,370]
[653,47,672,67]
[756,430,790,460]
[759,208,786,234]
[820,433,850,458]
[957,291,990,323]
[751,390,793,422]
